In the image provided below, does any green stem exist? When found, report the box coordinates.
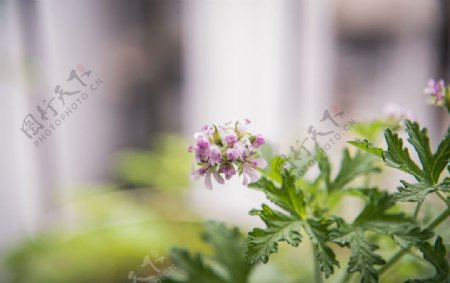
[312,245,323,283]
[379,206,450,275]
[413,202,422,220]
[435,191,449,206]
[378,249,407,274]
[424,205,450,230]
[338,270,353,283]
[381,202,422,276]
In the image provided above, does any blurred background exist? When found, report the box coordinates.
[0,0,449,282]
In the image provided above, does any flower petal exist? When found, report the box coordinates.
[248,158,268,169]
[212,169,225,184]
[243,163,260,183]
[204,171,213,190]
[190,168,202,181]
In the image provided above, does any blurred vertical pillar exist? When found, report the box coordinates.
[294,0,335,133]
[36,0,118,228]
[182,0,290,142]
[0,1,42,247]
[181,0,335,225]
[181,0,293,225]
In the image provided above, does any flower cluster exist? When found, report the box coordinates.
[188,120,267,189]
[424,79,447,106]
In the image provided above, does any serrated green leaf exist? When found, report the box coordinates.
[249,170,306,218]
[394,181,435,203]
[202,222,252,283]
[330,149,380,191]
[316,148,331,189]
[353,191,399,225]
[404,120,435,183]
[439,178,450,192]
[348,139,384,158]
[389,225,435,250]
[405,237,449,283]
[168,248,228,283]
[246,204,303,263]
[383,128,425,181]
[433,131,450,182]
[351,120,390,140]
[354,191,433,248]
[331,218,385,283]
[303,218,339,278]
[331,190,433,283]
[167,222,253,283]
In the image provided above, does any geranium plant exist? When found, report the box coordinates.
[165,80,450,283]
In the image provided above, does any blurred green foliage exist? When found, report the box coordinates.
[115,135,191,193]
[3,135,200,283]
[4,188,205,283]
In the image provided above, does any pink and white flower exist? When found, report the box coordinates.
[252,135,265,149]
[223,133,238,147]
[219,163,237,180]
[242,157,268,186]
[191,165,224,190]
[424,79,446,105]
[209,145,222,165]
[188,120,266,189]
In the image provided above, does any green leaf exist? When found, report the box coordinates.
[351,120,391,141]
[351,121,449,204]
[202,222,253,283]
[249,170,306,218]
[330,149,381,191]
[439,178,450,193]
[405,237,449,283]
[167,249,228,283]
[331,191,433,283]
[353,191,405,225]
[316,148,332,189]
[383,128,425,181]
[355,191,433,248]
[394,181,435,203]
[432,131,450,182]
[247,158,339,277]
[260,155,285,184]
[388,225,435,250]
[168,222,253,283]
[404,121,435,183]
[332,218,385,283]
[246,204,303,263]
[303,218,339,278]
[348,139,384,158]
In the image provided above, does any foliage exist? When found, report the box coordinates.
[240,118,449,283]
[349,120,450,204]
[4,188,204,283]
[116,135,191,193]
[164,222,254,283]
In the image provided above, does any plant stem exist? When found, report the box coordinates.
[378,249,407,274]
[435,191,449,206]
[312,245,323,283]
[424,205,450,230]
[379,206,450,275]
[338,270,353,283]
[413,202,422,220]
